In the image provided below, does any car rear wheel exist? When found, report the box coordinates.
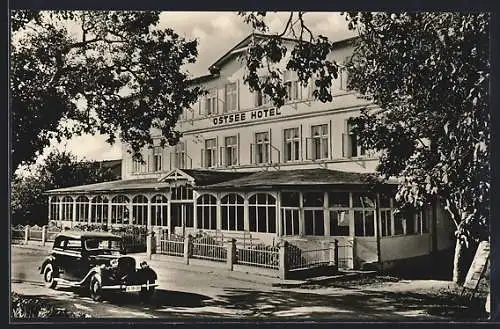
[90,274,103,302]
[43,264,57,289]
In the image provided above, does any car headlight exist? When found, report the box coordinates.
[110,259,119,267]
[140,261,149,269]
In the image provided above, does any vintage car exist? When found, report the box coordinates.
[39,231,158,301]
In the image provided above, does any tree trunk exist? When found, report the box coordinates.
[452,238,467,285]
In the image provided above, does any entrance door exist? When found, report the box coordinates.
[170,203,194,236]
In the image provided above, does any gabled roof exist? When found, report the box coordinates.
[191,32,359,81]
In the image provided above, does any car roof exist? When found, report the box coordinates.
[56,230,122,240]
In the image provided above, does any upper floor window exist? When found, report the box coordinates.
[343,120,365,158]
[153,146,163,172]
[339,56,351,91]
[203,138,217,168]
[224,82,238,113]
[254,89,271,107]
[205,88,218,115]
[171,142,186,169]
[223,136,238,166]
[311,124,329,160]
[254,132,270,164]
[283,127,300,162]
[284,70,299,101]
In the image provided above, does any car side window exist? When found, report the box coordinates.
[65,239,82,253]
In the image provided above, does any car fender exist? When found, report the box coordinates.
[137,266,158,282]
[39,256,56,274]
[80,266,104,286]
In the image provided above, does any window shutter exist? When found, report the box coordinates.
[220,145,224,167]
[215,136,219,167]
[237,132,240,165]
[329,119,333,159]
[268,128,273,163]
[236,80,240,112]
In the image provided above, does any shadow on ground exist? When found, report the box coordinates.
[199,287,489,320]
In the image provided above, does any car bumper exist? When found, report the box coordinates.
[101,281,158,291]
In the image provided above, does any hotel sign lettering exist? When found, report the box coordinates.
[212,108,282,126]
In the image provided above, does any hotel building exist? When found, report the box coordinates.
[46,34,454,270]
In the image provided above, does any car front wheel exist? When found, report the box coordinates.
[89,274,104,302]
[43,264,57,289]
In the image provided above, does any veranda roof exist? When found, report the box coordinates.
[45,168,397,195]
[198,168,398,191]
[44,169,253,195]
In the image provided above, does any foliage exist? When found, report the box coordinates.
[11,150,117,225]
[342,12,490,244]
[11,10,203,172]
[11,292,90,318]
[239,12,490,246]
[238,12,339,107]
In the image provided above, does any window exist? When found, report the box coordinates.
[171,142,186,169]
[328,192,350,236]
[170,186,193,200]
[394,211,405,235]
[407,208,429,235]
[50,196,60,222]
[254,132,270,164]
[343,121,365,158]
[339,56,351,91]
[151,194,168,227]
[221,194,244,231]
[65,239,82,252]
[91,196,109,224]
[311,124,329,160]
[303,192,325,236]
[255,89,271,107]
[352,193,375,237]
[224,82,237,112]
[75,196,89,223]
[380,195,392,237]
[132,195,148,226]
[132,159,141,173]
[284,128,300,162]
[281,192,300,236]
[205,88,218,115]
[153,146,163,172]
[196,194,217,230]
[284,70,299,101]
[203,138,217,168]
[61,196,73,221]
[111,195,130,225]
[249,194,276,233]
[224,136,238,166]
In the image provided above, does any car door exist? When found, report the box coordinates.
[60,238,83,281]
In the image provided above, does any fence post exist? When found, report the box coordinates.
[226,238,236,271]
[24,226,29,245]
[42,225,47,246]
[330,240,339,271]
[183,234,191,265]
[279,240,289,280]
[146,231,153,260]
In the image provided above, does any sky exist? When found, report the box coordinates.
[41,12,355,164]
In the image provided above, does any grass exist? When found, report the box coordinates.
[11,292,91,319]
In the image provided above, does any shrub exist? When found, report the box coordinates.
[11,292,90,319]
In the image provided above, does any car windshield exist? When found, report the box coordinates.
[85,238,123,251]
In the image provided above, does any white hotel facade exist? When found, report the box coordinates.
[46,34,454,270]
